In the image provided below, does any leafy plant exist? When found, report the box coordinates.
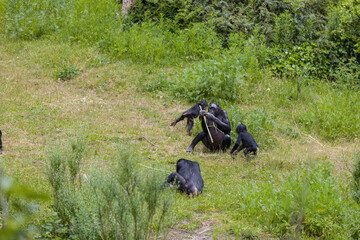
[45,140,173,240]
[296,89,360,140]
[352,151,360,203]
[168,55,246,103]
[0,168,48,239]
[232,161,360,238]
[56,65,78,81]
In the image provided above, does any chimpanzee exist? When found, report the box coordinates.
[166,158,204,196]
[186,103,231,152]
[0,130,2,155]
[171,100,208,135]
[230,124,259,158]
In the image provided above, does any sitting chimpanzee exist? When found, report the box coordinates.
[186,103,231,152]
[0,130,2,155]
[166,158,204,196]
[171,100,208,135]
[230,124,258,159]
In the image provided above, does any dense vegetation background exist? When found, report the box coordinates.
[1,0,360,239]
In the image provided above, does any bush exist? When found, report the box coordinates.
[331,58,360,91]
[56,65,79,81]
[353,151,360,203]
[45,139,172,240]
[296,89,360,140]
[111,21,222,65]
[158,55,246,103]
[4,0,62,39]
[232,161,360,238]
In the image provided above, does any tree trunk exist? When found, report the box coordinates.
[122,0,136,16]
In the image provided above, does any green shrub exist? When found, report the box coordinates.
[56,65,79,81]
[296,89,360,140]
[113,21,221,65]
[45,141,172,240]
[331,58,360,91]
[232,161,360,238]
[4,0,61,39]
[353,151,360,203]
[0,168,48,239]
[166,55,246,103]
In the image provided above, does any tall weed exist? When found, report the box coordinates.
[45,142,172,240]
[113,21,222,65]
[149,55,246,103]
[296,89,360,140]
[4,0,59,39]
[232,161,360,238]
[352,151,360,203]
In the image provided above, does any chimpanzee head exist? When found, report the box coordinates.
[236,124,247,133]
[208,103,221,115]
[198,100,208,110]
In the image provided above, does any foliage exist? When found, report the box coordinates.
[56,65,79,81]
[114,21,221,65]
[4,0,61,39]
[329,0,360,54]
[44,139,172,240]
[0,168,48,239]
[330,57,360,91]
[353,151,360,203]
[296,88,360,140]
[169,55,246,103]
[231,161,360,238]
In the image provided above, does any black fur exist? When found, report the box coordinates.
[166,159,204,196]
[186,103,231,152]
[230,124,258,158]
[0,130,2,155]
[171,100,208,135]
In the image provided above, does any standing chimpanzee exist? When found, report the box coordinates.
[186,103,231,152]
[166,159,204,196]
[0,130,2,155]
[171,100,208,135]
[230,124,258,159]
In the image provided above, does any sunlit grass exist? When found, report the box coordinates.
[0,37,359,239]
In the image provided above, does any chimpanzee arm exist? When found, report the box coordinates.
[171,104,200,126]
[204,111,231,134]
[171,115,185,126]
[230,134,242,154]
[167,172,187,190]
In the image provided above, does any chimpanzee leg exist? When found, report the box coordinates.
[187,118,194,135]
[167,172,187,191]
[221,134,231,151]
[244,147,258,157]
[186,131,206,152]
[201,134,216,150]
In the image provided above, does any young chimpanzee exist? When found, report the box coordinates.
[166,159,204,196]
[230,124,258,159]
[186,103,231,152]
[171,100,208,135]
[0,130,2,155]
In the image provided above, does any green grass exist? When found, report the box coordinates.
[1,36,360,239]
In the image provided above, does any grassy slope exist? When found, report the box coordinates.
[0,39,358,238]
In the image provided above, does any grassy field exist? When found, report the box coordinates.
[1,37,360,239]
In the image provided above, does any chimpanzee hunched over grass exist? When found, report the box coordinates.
[230,124,258,159]
[171,100,208,135]
[166,159,204,196]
